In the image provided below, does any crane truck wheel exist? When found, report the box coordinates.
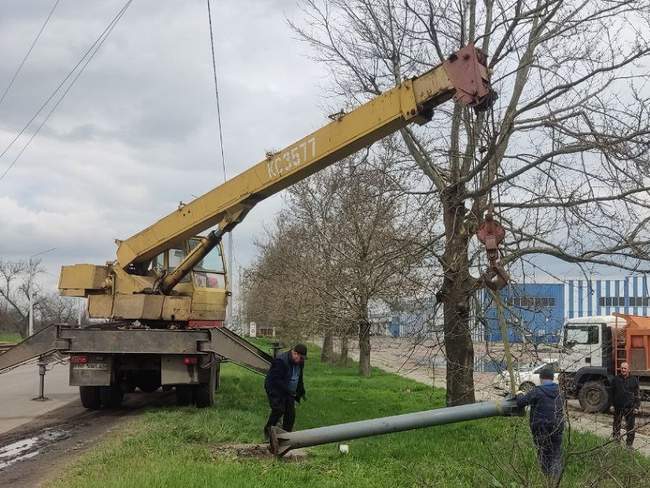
[100,385,124,409]
[578,380,610,413]
[79,386,102,410]
[194,383,215,408]
[194,365,217,408]
[176,385,194,406]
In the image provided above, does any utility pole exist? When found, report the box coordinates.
[227,233,233,329]
[28,291,34,336]
[27,247,56,336]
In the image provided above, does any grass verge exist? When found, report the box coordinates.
[49,344,648,488]
[0,331,21,343]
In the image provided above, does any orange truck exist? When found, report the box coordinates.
[559,314,649,412]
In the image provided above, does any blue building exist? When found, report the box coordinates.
[481,274,650,344]
[388,296,437,338]
[481,283,564,343]
[369,296,437,338]
[565,275,650,318]
[369,275,650,342]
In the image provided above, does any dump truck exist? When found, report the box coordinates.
[0,44,495,410]
[558,314,650,412]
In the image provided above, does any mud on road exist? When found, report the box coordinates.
[0,390,174,488]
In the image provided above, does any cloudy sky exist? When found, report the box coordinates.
[0,0,331,290]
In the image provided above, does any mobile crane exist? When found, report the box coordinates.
[0,44,495,410]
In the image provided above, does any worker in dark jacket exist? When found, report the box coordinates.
[612,361,640,448]
[516,367,565,481]
[263,344,307,439]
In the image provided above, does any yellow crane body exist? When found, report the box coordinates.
[58,44,493,327]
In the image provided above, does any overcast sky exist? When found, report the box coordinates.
[1,0,644,303]
[0,0,332,291]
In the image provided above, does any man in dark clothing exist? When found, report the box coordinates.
[612,361,640,448]
[516,367,565,481]
[264,344,307,439]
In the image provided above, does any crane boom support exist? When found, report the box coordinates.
[116,45,492,269]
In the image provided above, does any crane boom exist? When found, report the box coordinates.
[58,44,494,326]
[117,45,493,270]
[0,44,498,415]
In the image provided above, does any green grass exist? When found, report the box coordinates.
[0,331,21,343]
[49,345,648,488]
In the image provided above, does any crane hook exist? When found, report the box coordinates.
[476,211,509,290]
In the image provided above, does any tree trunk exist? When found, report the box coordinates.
[338,335,349,365]
[321,331,334,363]
[358,321,371,376]
[440,187,476,406]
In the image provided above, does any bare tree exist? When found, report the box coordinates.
[291,0,650,405]
[246,149,430,376]
[242,217,325,342]
[0,258,86,337]
[0,258,44,336]
[37,293,83,326]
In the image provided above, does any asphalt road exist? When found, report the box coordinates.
[0,374,174,488]
[0,360,78,435]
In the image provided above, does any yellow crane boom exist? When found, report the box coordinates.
[118,45,491,269]
[59,44,494,327]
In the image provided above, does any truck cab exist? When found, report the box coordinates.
[559,315,650,412]
[149,238,229,328]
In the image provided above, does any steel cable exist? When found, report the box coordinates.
[0,0,134,182]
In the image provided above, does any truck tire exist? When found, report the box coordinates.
[79,386,102,410]
[176,385,193,406]
[578,381,610,413]
[194,383,214,408]
[195,364,217,408]
[100,385,124,409]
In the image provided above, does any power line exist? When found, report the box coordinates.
[0,0,134,182]
[0,0,61,109]
[206,0,228,182]
[206,0,234,327]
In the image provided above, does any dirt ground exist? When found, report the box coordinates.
[337,336,650,456]
[0,390,175,488]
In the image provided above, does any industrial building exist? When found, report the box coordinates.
[371,275,650,343]
[480,275,650,343]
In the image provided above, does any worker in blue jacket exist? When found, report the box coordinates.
[263,344,307,439]
[516,367,565,481]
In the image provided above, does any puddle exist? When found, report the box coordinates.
[0,428,70,470]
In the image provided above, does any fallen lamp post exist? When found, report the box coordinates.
[269,398,522,457]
